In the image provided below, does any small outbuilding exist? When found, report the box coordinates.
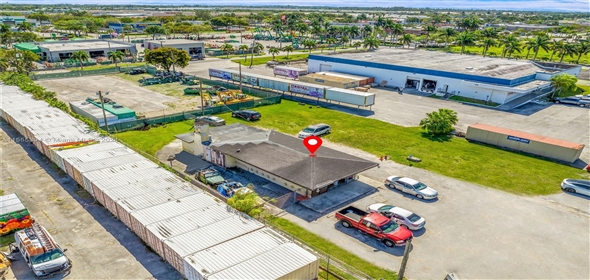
[466,123,585,163]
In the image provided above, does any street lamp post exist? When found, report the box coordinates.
[96,91,110,134]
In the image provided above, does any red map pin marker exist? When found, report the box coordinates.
[303,136,323,157]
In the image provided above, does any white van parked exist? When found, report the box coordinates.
[14,223,72,278]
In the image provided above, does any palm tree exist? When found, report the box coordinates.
[550,74,578,99]
[419,108,458,135]
[17,22,34,32]
[499,35,519,58]
[352,41,362,50]
[326,37,337,52]
[239,44,249,61]
[363,36,380,50]
[504,39,522,59]
[390,23,404,46]
[106,50,124,67]
[302,39,316,53]
[348,25,360,43]
[282,45,294,59]
[295,23,309,37]
[575,41,590,64]
[220,43,234,58]
[363,25,373,39]
[439,27,457,46]
[401,34,413,48]
[268,47,280,60]
[71,50,90,74]
[549,40,563,62]
[481,38,497,57]
[424,25,437,44]
[524,39,535,59]
[456,32,475,54]
[529,35,551,61]
[340,35,350,49]
[557,43,576,63]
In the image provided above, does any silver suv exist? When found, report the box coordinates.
[554,96,590,107]
[298,123,331,138]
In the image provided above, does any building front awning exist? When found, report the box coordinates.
[14,43,41,53]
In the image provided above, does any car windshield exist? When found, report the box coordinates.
[407,213,422,223]
[378,205,394,211]
[303,127,315,133]
[413,182,428,190]
[380,220,399,233]
[30,249,65,265]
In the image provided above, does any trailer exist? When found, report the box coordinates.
[273,66,308,79]
[0,194,34,236]
[289,81,326,98]
[325,87,376,107]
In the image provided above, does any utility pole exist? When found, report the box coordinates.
[239,62,243,92]
[96,91,110,134]
[199,79,204,116]
[397,238,413,280]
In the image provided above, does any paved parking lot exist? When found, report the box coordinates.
[281,140,590,279]
[0,121,181,280]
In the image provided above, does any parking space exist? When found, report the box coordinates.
[281,140,590,279]
[0,121,181,280]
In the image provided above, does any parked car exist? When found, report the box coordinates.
[298,123,331,138]
[384,176,438,200]
[231,110,261,121]
[196,168,226,187]
[366,203,426,230]
[335,206,413,247]
[561,179,590,196]
[554,96,590,107]
[195,115,226,126]
[14,223,72,278]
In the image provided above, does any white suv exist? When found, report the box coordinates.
[298,123,331,138]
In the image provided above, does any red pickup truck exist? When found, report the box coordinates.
[335,206,413,247]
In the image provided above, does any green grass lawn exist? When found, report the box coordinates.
[231,53,310,66]
[114,99,587,195]
[266,216,397,280]
[450,95,500,107]
[71,62,147,72]
[445,45,590,65]
[559,83,590,98]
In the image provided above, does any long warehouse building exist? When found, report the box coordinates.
[0,85,320,280]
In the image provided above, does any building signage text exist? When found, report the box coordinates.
[507,135,530,144]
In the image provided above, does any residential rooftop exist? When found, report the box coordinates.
[38,40,134,52]
[310,49,560,80]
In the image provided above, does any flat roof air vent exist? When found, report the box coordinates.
[465,67,473,70]
[364,55,372,58]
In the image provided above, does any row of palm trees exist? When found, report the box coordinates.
[66,50,128,72]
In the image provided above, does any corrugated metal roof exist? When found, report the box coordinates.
[164,215,264,258]
[74,153,147,173]
[207,243,318,280]
[146,203,242,241]
[82,160,159,182]
[103,175,188,200]
[56,141,128,163]
[31,128,98,145]
[113,182,201,212]
[183,228,290,277]
[468,123,585,150]
[91,167,173,191]
[131,193,220,226]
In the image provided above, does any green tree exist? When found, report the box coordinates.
[550,74,578,99]
[424,24,437,44]
[575,41,590,64]
[419,109,459,135]
[122,24,133,42]
[17,22,34,32]
[220,43,234,58]
[326,37,337,52]
[389,23,404,45]
[71,50,90,73]
[144,25,165,40]
[400,34,413,48]
[340,35,350,49]
[0,49,39,74]
[238,44,249,61]
[439,27,457,46]
[363,36,380,50]
[226,187,265,218]
[456,32,476,55]
[556,43,576,63]
[529,35,551,61]
[282,45,295,59]
[481,38,497,57]
[144,47,190,72]
[504,38,522,59]
[302,39,317,53]
[268,47,280,59]
[107,50,125,67]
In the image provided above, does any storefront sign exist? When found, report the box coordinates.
[507,135,530,144]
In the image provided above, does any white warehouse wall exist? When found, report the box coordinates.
[308,59,513,104]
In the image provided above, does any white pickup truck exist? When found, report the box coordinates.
[14,223,72,278]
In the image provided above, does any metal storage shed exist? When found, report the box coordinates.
[207,243,320,280]
[162,215,265,272]
[182,227,291,280]
[144,203,240,258]
[466,123,585,163]
[80,159,160,197]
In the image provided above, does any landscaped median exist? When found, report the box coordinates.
[116,99,588,196]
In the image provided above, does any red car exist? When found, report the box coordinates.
[335,206,413,247]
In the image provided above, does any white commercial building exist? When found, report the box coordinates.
[144,39,205,59]
[38,40,137,62]
[308,49,582,105]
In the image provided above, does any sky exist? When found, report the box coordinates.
[3,0,589,12]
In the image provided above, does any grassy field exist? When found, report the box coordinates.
[114,99,587,195]
[70,62,147,72]
[560,83,590,98]
[112,73,190,98]
[266,216,397,279]
[231,53,310,66]
[445,45,590,65]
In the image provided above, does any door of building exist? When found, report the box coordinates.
[320,64,332,72]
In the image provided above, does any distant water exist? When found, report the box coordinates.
[12,0,589,12]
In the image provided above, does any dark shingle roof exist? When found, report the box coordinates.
[209,124,378,190]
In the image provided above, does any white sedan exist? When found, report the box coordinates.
[367,203,426,230]
[384,176,438,200]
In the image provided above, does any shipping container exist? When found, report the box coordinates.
[58,142,135,179]
[182,227,290,280]
[91,167,169,206]
[79,159,159,198]
[325,87,376,107]
[207,243,319,280]
[289,82,326,98]
[273,66,308,79]
[144,203,240,258]
[258,77,290,92]
[125,193,219,237]
[162,215,265,272]
[317,71,374,86]
[107,181,198,224]
[466,123,585,163]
